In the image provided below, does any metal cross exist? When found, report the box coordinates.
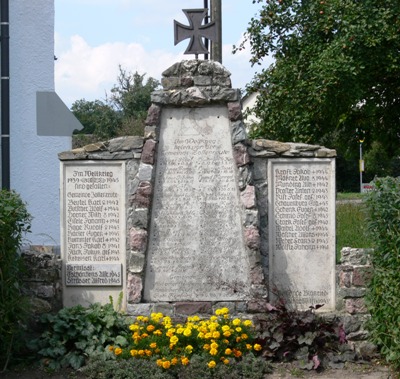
[174,9,217,58]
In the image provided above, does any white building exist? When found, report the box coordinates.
[1,0,81,246]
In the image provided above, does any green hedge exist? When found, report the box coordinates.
[365,177,400,371]
[0,190,32,371]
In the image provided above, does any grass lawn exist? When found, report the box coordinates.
[336,192,374,261]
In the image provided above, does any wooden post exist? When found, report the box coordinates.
[210,0,222,63]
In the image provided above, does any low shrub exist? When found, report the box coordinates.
[255,301,347,370]
[0,190,32,372]
[29,296,130,370]
[364,177,400,371]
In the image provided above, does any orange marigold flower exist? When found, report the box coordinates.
[223,331,231,337]
[241,333,248,340]
[150,342,157,349]
[114,347,122,356]
[130,349,138,357]
[233,349,242,358]
[171,357,179,365]
[212,331,221,339]
[156,359,163,367]
[146,324,155,332]
[108,345,114,351]
[162,360,171,369]
[223,358,230,365]
[225,348,232,355]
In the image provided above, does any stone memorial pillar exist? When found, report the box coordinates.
[140,60,264,304]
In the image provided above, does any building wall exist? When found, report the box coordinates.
[10,0,71,245]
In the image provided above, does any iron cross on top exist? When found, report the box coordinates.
[174,9,217,58]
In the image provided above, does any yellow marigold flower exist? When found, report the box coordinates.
[221,307,229,314]
[205,332,212,339]
[136,316,144,321]
[145,350,152,357]
[203,344,210,350]
[223,358,230,365]
[222,325,230,332]
[171,357,178,365]
[153,329,162,336]
[208,360,216,369]
[130,349,138,357]
[223,330,231,337]
[146,324,155,332]
[177,327,184,334]
[185,345,193,353]
[210,348,218,356]
[129,324,139,331]
[114,347,122,356]
[235,327,242,333]
[215,308,222,316]
[150,342,157,349]
[241,333,248,339]
[210,316,218,321]
[223,339,229,344]
[162,360,171,369]
[225,348,232,355]
[156,359,163,367]
[166,330,175,337]
[170,335,179,345]
[232,318,241,326]
[141,333,149,338]
[181,356,190,366]
[212,331,221,339]
[210,342,219,350]
[108,345,114,351]
[138,349,145,356]
[246,344,252,350]
[254,343,262,351]
[243,320,253,327]
[198,332,205,339]
[183,328,192,337]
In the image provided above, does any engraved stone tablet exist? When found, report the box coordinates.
[61,161,126,307]
[268,159,336,311]
[144,106,251,301]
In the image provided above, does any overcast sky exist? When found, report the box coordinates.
[54,0,272,107]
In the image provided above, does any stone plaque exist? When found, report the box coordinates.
[144,106,251,301]
[268,159,336,311]
[61,161,126,307]
[66,264,122,286]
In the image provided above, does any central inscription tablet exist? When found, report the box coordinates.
[144,106,251,301]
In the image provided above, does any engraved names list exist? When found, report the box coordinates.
[144,107,251,301]
[268,159,336,311]
[61,162,126,307]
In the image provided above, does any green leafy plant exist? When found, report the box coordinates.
[29,297,130,370]
[0,190,32,372]
[365,177,400,371]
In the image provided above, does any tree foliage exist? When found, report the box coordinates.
[72,66,160,140]
[237,0,400,156]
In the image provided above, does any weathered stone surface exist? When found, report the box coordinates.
[129,252,145,273]
[138,163,153,181]
[175,302,213,315]
[268,158,336,311]
[252,139,290,154]
[231,120,246,144]
[233,144,250,167]
[339,269,352,288]
[340,247,372,266]
[250,266,265,285]
[145,104,161,126]
[345,298,367,314]
[245,226,260,250]
[127,303,153,316]
[241,185,256,209]
[127,274,143,303]
[141,139,156,165]
[352,266,373,287]
[130,228,148,252]
[30,297,52,314]
[108,136,144,152]
[227,102,242,121]
[133,181,152,208]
